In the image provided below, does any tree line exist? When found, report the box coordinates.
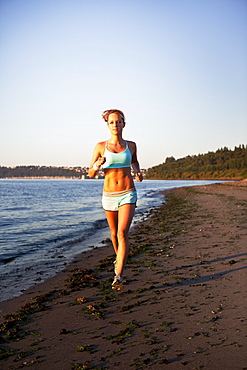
[1,145,246,180]
[145,145,247,180]
[0,166,86,178]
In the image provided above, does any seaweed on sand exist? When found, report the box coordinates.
[0,290,65,344]
[66,268,100,290]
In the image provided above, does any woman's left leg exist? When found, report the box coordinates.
[115,203,136,275]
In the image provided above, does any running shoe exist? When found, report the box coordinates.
[112,274,123,290]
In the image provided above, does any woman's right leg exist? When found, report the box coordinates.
[104,210,118,255]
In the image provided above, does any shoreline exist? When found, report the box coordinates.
[0,179,221,303]
[0,181,246,369]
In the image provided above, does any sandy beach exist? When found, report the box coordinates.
[0,181,246,370]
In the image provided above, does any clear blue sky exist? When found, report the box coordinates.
[0,0,246,169]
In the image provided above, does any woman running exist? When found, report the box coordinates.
[88,109,143,290]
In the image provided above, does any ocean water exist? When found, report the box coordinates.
[0,179,221,302]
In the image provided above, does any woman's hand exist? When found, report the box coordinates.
[132,161,143,182]
[135,172,143,182]
[93,156,106,170]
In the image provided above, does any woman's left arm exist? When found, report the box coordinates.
[130,142,143,182]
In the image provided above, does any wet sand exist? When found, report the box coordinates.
[0,181,247,369]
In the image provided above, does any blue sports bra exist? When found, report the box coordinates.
[102,141,132,169]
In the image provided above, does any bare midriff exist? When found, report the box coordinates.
[103,167,135,192]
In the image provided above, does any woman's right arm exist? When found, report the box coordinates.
[88,143,105,178]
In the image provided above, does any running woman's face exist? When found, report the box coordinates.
[107,113,125,134]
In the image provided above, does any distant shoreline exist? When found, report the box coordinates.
[0,177,82,180]
[0,176,242,181]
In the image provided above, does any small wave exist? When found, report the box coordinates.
[0,254,18,265]
[93,218,108,229]
[0,221,13,227]
[5,206,31,211]
[145,191,158,196]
